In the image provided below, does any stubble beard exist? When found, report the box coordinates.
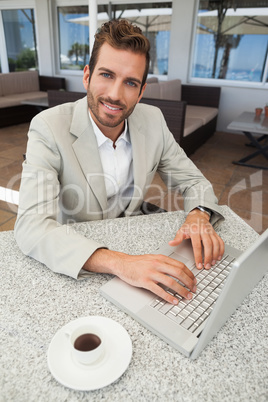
[87,87,137,129]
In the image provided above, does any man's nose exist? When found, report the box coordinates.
[107,80,123,101]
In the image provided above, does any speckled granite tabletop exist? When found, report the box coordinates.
[0,206,267,402]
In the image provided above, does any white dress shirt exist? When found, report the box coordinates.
[89,113,134,218]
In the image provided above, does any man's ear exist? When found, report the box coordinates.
[83,65,90,90]
[137,83,147,103]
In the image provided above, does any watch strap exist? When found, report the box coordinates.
[196,206,212,219]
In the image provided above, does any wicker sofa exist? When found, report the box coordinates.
[47,78,221,155]
[48,89,86,107]
[141,78,221,155]
[0,71,65,127]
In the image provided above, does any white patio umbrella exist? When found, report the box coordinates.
[197,7,268,35]
[67,8,172,74]
[67,8,172,34]
[196,7,268,79]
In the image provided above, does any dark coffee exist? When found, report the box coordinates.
[74,333,101,352]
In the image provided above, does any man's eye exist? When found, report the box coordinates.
[126,80,137,87]
[102,73,111,78]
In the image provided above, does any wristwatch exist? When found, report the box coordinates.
[196,206,212,219]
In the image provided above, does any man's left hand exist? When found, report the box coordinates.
[169,208,224,270]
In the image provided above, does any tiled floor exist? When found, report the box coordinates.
[0,122,267,234]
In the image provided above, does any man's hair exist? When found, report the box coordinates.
[88,19,150,90]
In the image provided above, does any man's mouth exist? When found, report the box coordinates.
[101,101,123,112]
[104,103,121,111]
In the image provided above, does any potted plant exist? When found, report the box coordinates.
[255,107,262,117]
[265,104,268,117]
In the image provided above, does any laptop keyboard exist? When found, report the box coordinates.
[150,254,235,333]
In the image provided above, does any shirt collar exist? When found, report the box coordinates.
[88,112,130,148]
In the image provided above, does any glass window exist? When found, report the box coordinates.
[97,2,172,75]
[60,2,172,75]
[58,6,89,70]
[2,9,38,71]
[191,1,268,83]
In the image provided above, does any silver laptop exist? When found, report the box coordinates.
[100,229,268,359]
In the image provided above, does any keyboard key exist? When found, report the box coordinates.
[196,317,204,326]
[195,307,204,316]
[166,311,178,322]
[213,266,222,274]
[175,315,184,324]
[184,305,194,314]
[166,289,176,296]
[189,311,199,321]
[200,300,210,310]
[190,323,200,332]
[181,317,194,330]
[207,272,217,280]
[197,272,206,280]
[155,301,165,310]
[206,296,215,305]
[178,300,187,308]
[197,282,206,291]
[201,289,210,297]
[209,292,219,301]
[190,299,199,309]
[218,273,226,281]
[213,288,221,296]
[150,299,161,308]
[178,310,189,319]
[206,285,216,293]
[159,303,173,314]
[195,294,205,303]
[169,305,181,315]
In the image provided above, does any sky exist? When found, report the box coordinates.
[192,32,268,81]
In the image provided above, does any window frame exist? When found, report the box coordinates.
[52,0,172,77]
[189,0,268,89]
[103,0,172,77]
[0,0,37,73]
[52,0,89,76]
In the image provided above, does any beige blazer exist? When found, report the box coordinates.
[15,97,223,278]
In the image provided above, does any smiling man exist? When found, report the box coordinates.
[84,43,145,140]
[15,19,224,305]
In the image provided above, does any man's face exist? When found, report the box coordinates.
[83,42,147,140]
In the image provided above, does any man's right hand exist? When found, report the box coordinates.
[83,249,197,305]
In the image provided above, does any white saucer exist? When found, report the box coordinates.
[47,316,132,391]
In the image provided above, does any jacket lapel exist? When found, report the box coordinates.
[70,97,108,218]
[125,112,147,215]
[69,97,147,218]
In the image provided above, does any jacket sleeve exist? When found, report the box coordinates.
[14,115,106,279]
[156,110,224,227]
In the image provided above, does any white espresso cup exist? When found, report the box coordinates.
[65,324,105,365]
